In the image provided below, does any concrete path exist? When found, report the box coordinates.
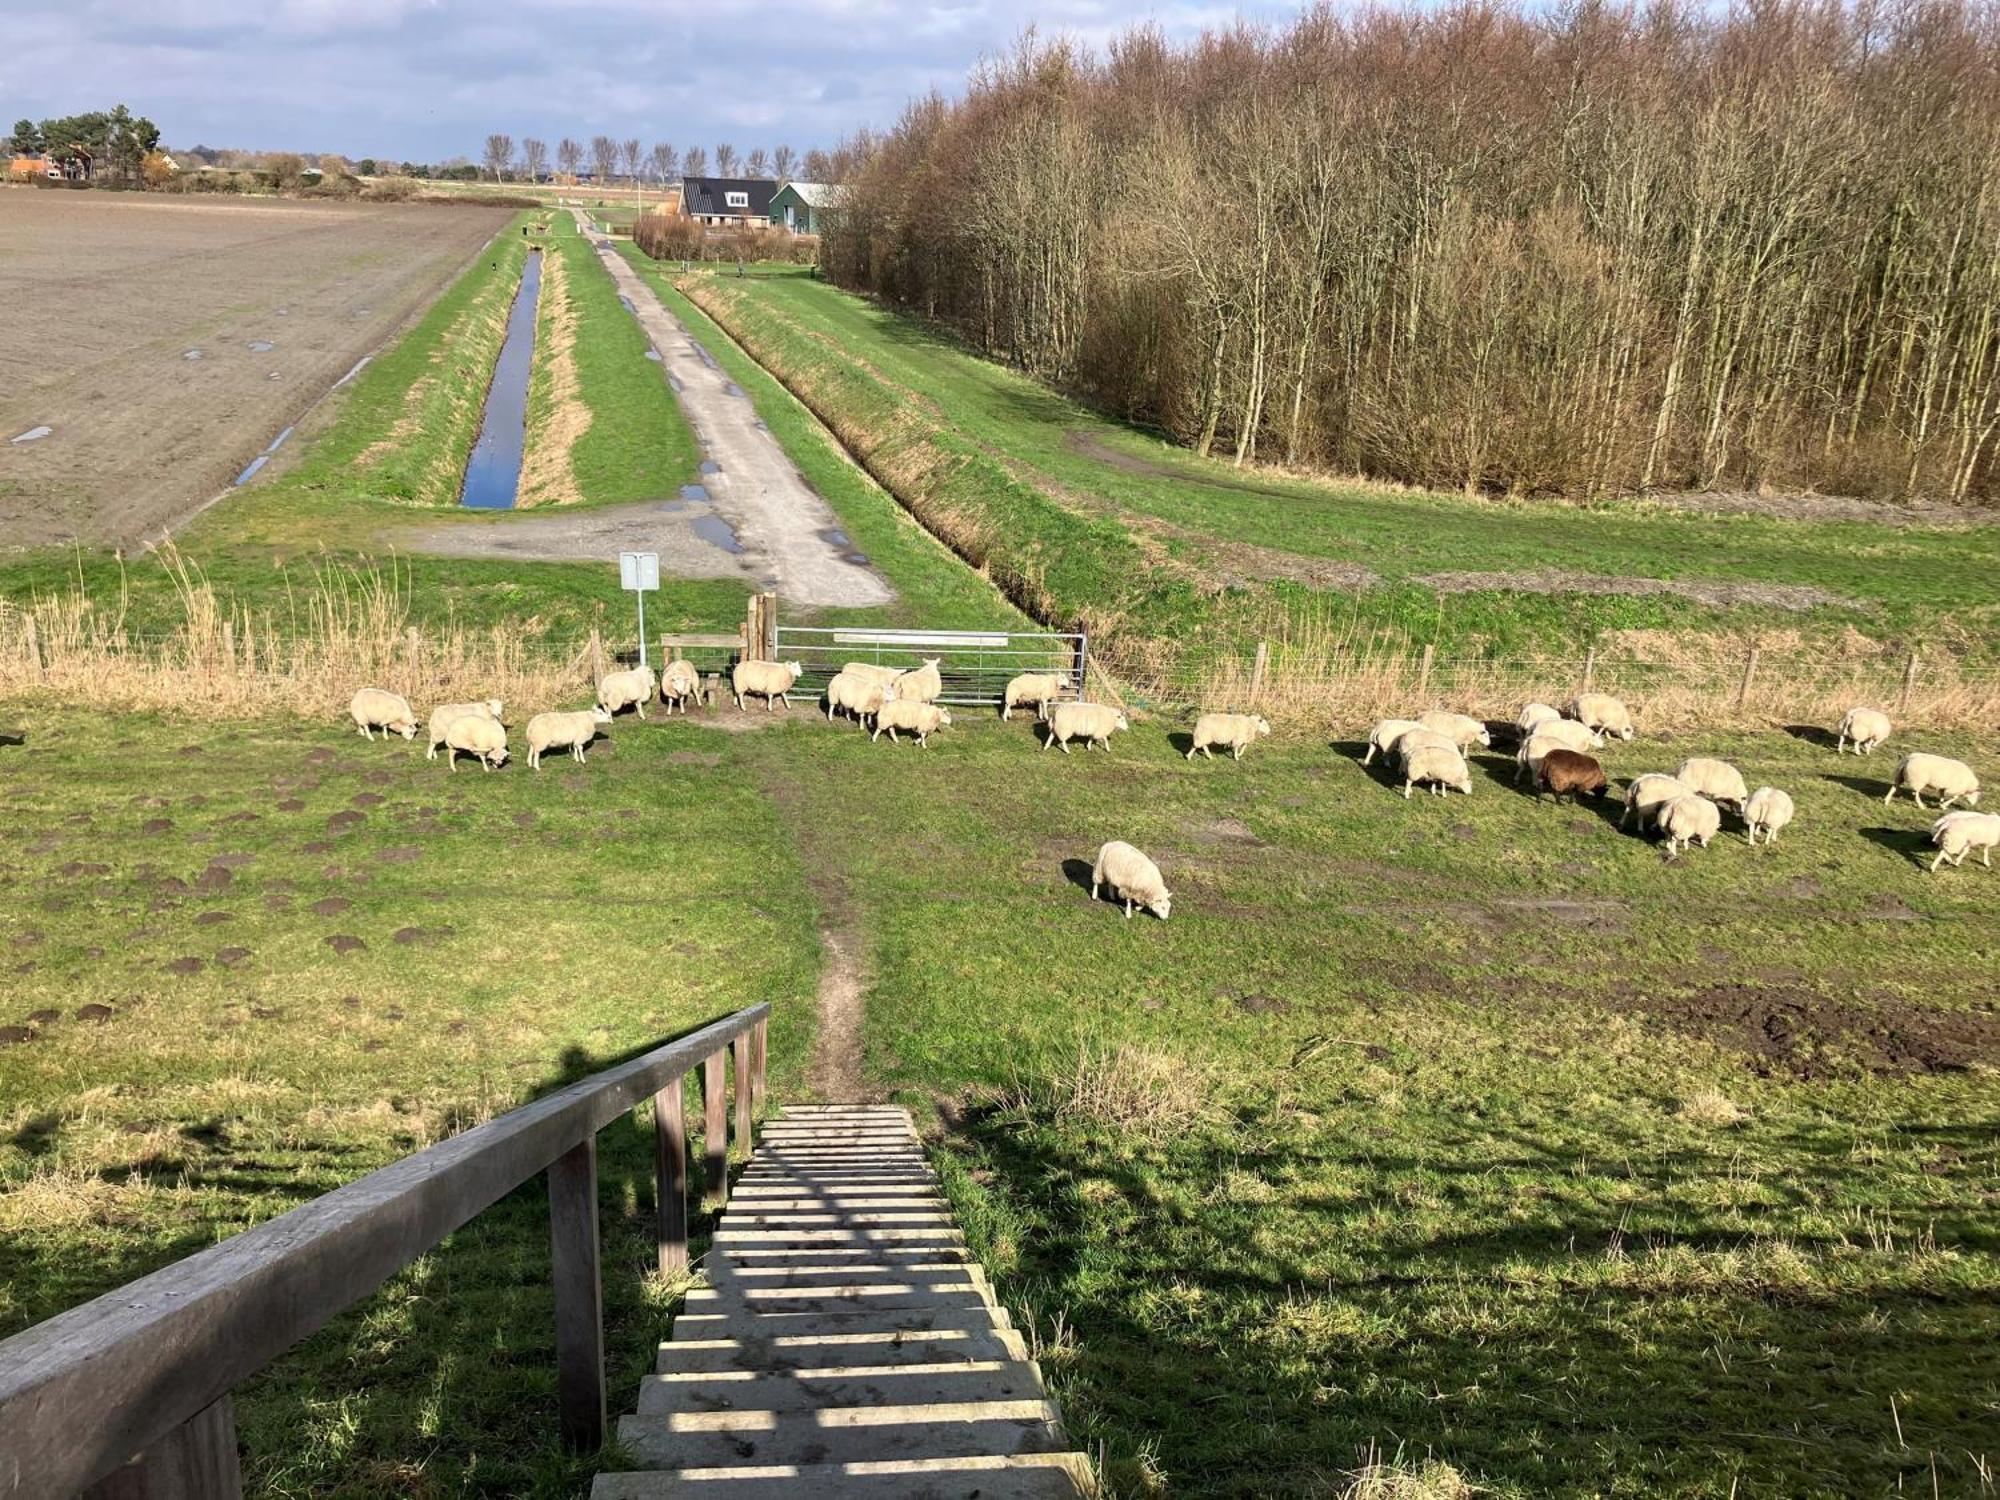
[592,1106,1090,1498]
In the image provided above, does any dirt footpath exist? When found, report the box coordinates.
[0,192,511,549]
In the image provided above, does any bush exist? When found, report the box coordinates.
[363,175,421,201]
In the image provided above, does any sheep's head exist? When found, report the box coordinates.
[1253,717,1272,737]
[394,721,417,740]
[486,699,504,717]
[921,657,941,670]
[1968,788,1984,806]
[783,661,804,683]
[936,707,953,726]
[1474,726,1492,747]
[590,706,613,724]
[490,747,510,765]
[1151,890,1173,920]
[1113,712,1130,731]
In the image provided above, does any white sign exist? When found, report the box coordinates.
[620,551,660,592]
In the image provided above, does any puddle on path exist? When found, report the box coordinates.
[691,514,746,554]
[11,426,52,445]
[660,498,691,513]
[235,454,270,485]
[332,356,372,389]
[723,381,746,398]
[265,426,294,455]
[817,527,851,547]
[644,348,662,362]
[247,340,275,353]
[459,250,544,510]
[183,349,203,361]
[667,374,684,392]
[678,484,710,503]
[618,294,635,313]
[700,459,721,475]
[843,552,871,565]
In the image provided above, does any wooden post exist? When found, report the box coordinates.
[547,1137,605,1452]
[588,627,605,685]
[653,1076,688,1275]
[750,1017,767,1117]
[1736,644,1759,709]
[1581,645,1597,692]
[1417,643,1434,701]
[82,1394,243,1500]
[1249,641,1269,706]
[1899,652,1919,713]
[703,1050,728,1207]
[733,1031,753,1162]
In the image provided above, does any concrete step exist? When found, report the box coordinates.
[614,1398,1066,1468]
[712,1227,966,1247]
[592,1452,1091,1499]
[708,1264,988,1292]
[672,1305,1013,1341]
[686,1287,995,1318]
[720,1212,957,1229]
[724,1197,949,1212]
[638,1358,1047,1414]
[715,1247,972,1268]
[659,1326,1028,1375]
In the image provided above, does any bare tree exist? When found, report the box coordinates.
[520,137,548,183]
[556,137,582,179]
[714,142,739,176]
[773,144,797,181]
[802,147,834,181]
[590,135,617,185]
[621,136,643,207]
[683,145,708,178]
[648,141,677,184]
[746,147,771,179]
[482,133,514,182]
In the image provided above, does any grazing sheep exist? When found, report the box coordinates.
[892,658,944,704]
[597,666,657,719]
[1837,707,1892,755]
[1002,672,1068,722]
[1885,753,1981,810]
[1044,702,1129,754]
[1743,786,1796,845]
[1621,773,1690,829]
[426,699,503,761]
[1188,712,1273,762]
[1513,720,1598,780]
[1929,811,2000,872]
[1362,718,1423,766]
[526,707,612,769]
[1090,840,1172,920]
[1567,693,1635,741]
[825,669,897,726]
[1417,710,1492,751]
[1395,728,1458,767]
[1537,749,1607,803]
[872,699,952,747]
[841,661,903,686]
[1654,794,1721,855]
[1674,757,1750,813]
[659,660,704,715]
[443,713,508,772]
[349,688,418,742]
[1402,743,1471,799]
[732,659,804,712]
[1517,702,1564,740]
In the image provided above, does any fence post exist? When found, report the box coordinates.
[1073,632,1088,700]
[654,1075,688,1275]
[547,1137,605,1452]
[588,627,604,686]
[734,1030,753,1161]
[82,1393,243,1500]
[1581,645,1597,692]
[1249,641,1269,706]
[703,1050,729,1207]
[24,615,40,678]
[1417,643,1434,701]
[750,1016,767,1117]
[1899,652,1919,713]
[1736,644,1759,710]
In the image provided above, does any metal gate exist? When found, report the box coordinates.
[771,626,1086,707]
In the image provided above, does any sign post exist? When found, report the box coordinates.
[619,552,659,667]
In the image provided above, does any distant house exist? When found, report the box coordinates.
[682,176,776,226]
[767,181,838,235]
[7,152,57,181]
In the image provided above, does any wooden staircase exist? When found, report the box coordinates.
[592,1105,1093,1498]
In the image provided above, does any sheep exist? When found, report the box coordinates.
[1002,672,1068,722]
[349,688,418,742]
[732,659,804,712]
[1929,811,2000,872]
[597,666,656,719]
[1837,706,1892,755]
[1536,749,1607,803]
[1885,752,1981,810]
[825,669,898,726]
[892,658,944,704]
[840,661,903,686]
[526,707,612,769]
[1517,702,1564,740]
[1621,773,1690,829]
[1187,712,1272,762]
[1417,710,1492,751]
[1516,725,1596,783]
[872,699,952,747]
[1044,702,1129,754]
[1090,840,1172,920]
[1395,728,1459,767]
[659,660,704,715]
[426,699,503,761]
[442,713,508,772]
[1674,757,1750,813]
[1654,794,1721,855]
[1362,718,1423,766]
[1743,786,1796,845]
[1402,743,1471,798]
[1566,693,1635,741]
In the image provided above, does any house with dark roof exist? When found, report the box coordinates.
[681,176,777,226]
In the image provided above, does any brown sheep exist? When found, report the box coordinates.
[1536,748,1607,803]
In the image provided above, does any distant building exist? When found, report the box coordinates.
[681,176,776,226]
[7,152,57,181]
[767,181,838,235]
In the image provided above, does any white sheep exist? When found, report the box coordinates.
[659,660,704,715]
[525,707,611,769]
[1567,693,1634,741]
[1517,702,1563,739]
[1674,757,1750,813]
[426,699,503,761]
[1654,794,1721,855]
[1885,753,1981,810]
[597,666,656,719]
[1621,773,1690,829]
[349,688,418,742]
[1396,727,1459,767]
[1417,710,1491,751]
[825,669,897,726]
[1402,743,1471,798]
[1743,786,1796,845]
[1929,811,2000,872]
[841,661,903,686]
[1188,712,1271,762]
[1002,672,1068,722]
[1362,718,1423,766]
[892,658,945,704]
[872,699,952,747]
[1516,724,1596,782]
[1044,702,1129,754]
[732,659,804,711]
[443,713,509,772]
[1837,707,1892,755]
[1090,840,1172,920]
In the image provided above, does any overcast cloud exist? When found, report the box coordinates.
[3,0,1280,163]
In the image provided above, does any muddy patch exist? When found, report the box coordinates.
[164,956,204,975]
[310,896,352,917]
[325,934,367,954]
[195,911,234,927]
[392,925,453,946]
[1181,816,1266,848]
[215,947,252,967]
[1413,567,1859,613]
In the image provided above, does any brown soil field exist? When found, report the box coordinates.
[0,191,513,549]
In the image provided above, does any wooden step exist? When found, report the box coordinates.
[592,1452,1091,1499]
[638,1358,1047,1414]
[614,1398,1066,1468]
[707,1264,988,1292]
[671,1305,1013,1340]
[687,1287,995,1318]
[711,1228,966,1247]
[658,1326,1028,1375]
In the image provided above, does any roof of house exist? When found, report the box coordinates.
[775,181,840,209]
[682,176,777,217]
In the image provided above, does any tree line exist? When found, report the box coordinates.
[9,107,161,181]
[475,135,845,185]
[821,1,2000,504]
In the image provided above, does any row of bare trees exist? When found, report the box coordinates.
[478,134,839,185]
[822,1,2000,503]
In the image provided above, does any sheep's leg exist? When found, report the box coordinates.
[1184,745,1195,761]
[1090,877,1100,900]
[446,747,458,773]
[1233,745,1243,761]
[1362,745,1376,765]
[1058,739,1070,754]
[1124,899,1134,918]
[1929,848,1947,872]
[1402,781,1413,799]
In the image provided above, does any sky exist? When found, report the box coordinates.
[4,0,1277,164]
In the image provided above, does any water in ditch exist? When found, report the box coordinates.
[459,250,544,510]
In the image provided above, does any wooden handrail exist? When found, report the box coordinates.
[0,1003,771,1498]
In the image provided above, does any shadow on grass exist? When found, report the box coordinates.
[1860,824,1933,869]
[1780,723,1840,749]
[1823,771,1889,799]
